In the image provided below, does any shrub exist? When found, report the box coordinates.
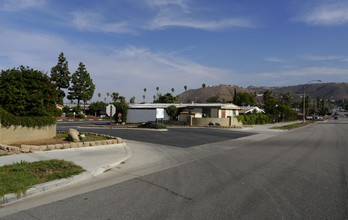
[0,107,56,128]
[236,113,274,125]
[138,122,167,129]
[62,106,70,114]
[66,112,75,117]
[0,66,59,117]
[76,113,85,119]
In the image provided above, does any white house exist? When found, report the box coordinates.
[126,103,241,124]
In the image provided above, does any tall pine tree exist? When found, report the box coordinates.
[68,62,95,111]
[51,52,70,105]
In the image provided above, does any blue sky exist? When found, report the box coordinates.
[1,0,348,102]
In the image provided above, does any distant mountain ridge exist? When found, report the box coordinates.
[178,85,249,103]
[247,82,348,100]
[178,83,348,103]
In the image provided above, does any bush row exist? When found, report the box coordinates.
[0,107,56,128]
[236,113,276,125]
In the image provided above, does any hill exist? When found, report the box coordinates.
[247,82,348,101]
[178,85,249,103]
[177,83,348,103]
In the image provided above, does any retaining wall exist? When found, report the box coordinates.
[191,117,243,127]
[0,123,56,145]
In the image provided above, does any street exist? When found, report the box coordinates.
[1,118,348,219]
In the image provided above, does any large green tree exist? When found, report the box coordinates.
[154,93,178,103]
[0,66,59,117]
[51,52,70,105]
[67,62,95,109]
[234,92,256,106]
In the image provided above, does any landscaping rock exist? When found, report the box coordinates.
[77,142,84,147]
[39,145,47,151]
[68,129,80,142]
[47,145,56,150]
[30,146,40,152]
[106,140,113,145]
[116,137,122,143]
[63,143,71,149]
[20,145,31,153]
[8,146,20,153]
[95,141,103,146]
[70,143,78,148]
[55,144,63,149]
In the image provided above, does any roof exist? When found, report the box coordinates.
[240,106,265,113]
[128,103,241,110]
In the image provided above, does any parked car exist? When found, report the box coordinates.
[306,115,313,120]
[334,115,338,120]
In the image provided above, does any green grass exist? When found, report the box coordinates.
[271,121,315,130]
[0,159,85,197]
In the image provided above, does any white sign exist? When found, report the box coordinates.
[106,104,116,116]
[156,108,164,119]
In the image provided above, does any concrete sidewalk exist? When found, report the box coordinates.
[0,143,132,205]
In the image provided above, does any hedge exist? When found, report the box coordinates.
[0,107,56,128]
[236,113,275,125]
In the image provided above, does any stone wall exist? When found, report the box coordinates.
[0,123,57,145]
[0,137,123,154]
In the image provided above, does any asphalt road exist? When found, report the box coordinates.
[57,121,256,148]
[2,118,348,219]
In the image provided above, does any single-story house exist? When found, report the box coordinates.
[127,103,241,124]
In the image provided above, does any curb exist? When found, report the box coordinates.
[0,143,132,205]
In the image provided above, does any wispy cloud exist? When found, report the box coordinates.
[257,66,348,77]
[294,2,348,26]
[302,55,348,62]
[0,0,45,11]
[150,16,254,30]
[72,11,136,34]
[0,29,235,101]
[146,0,254,31]
[264,57,287,63]
[145,0,188,11]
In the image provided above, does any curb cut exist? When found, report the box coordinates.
[0,143,132,206]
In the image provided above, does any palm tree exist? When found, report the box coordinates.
[106,92,110,102]
[153,95,156,102]
[111,92,119,102]
[98,93,101,101]
[143,95,146,103]
[184,85,187,91]
[156,87,159,95]
[202,83,206,102]
[171,88,175,95]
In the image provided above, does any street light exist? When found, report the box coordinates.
[303,80,322,123]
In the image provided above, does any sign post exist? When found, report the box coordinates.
[118,113,122,123]
[156,108,164,126]
[106,104,116,139]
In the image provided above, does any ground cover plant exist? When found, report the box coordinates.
[55,133,109,142]
[0,159,85,197]
[271,121,315,130]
